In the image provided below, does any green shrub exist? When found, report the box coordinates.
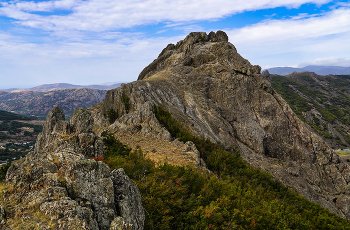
[24,131,32,136]
[0,133,7,140]
[101,131,131,157]
[0,161,11,182]
[121,92,131,113]
[107,108,118,124]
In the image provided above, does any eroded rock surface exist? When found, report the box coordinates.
[3,107,145,229]
[90,31,350,219]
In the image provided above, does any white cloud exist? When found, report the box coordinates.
[228,7,350,43]
[226,6,350,67]
[299,57,350,67]
[1,0,349,88]
[0,0,331,32]
[9,0,79,12]
[0,31,184,87]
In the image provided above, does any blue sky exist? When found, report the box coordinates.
[0,0,350,88]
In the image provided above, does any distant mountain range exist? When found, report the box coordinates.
[0,88,108,120]
[0,82,124,92]
[266,65,350,76]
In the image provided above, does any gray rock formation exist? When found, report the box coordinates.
[261,69,270,77]
[0,204,5,226]
[3,107,145,229]
[90,31,350,219]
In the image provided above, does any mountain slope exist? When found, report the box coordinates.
[90,31,350,220]
[266,71,350,149]
[0,88,107,119]
[28,83,123,92]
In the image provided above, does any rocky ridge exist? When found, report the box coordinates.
[1,107,144,229]
[90,31,350,219]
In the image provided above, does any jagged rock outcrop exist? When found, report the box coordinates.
[2,107,145,229]
[261,69,270,77]
[90,31,350,219]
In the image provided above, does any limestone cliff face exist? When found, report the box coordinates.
[3,107,145,230]
[91,31,350,219]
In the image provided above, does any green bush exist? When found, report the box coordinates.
[106,108,118,124]
[24,131,32,136]
[0,133,7,140]
[101,131,131,157]
[0,161,11,182]
[121,92,131,113]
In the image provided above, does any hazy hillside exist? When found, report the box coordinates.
[267,71,350,149]
[1,82,123,92]
[0,88,107,119]
[267,65,350,76]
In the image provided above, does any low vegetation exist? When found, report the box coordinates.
[102,106,350,229]
[0,120,42,135]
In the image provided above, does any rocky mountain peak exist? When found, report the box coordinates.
[138,30,261,82]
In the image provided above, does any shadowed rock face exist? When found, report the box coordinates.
[5,107,145,230]
[92,31,350,219]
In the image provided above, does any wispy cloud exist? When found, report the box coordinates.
[226,5,350,67]
[0,0,348,88]
[0,0,331,32]
[0,30,184,87]
[299,57,350,67]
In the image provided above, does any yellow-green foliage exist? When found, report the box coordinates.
[102,107,350,229]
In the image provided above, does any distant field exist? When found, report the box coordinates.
[0,110,44,162]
